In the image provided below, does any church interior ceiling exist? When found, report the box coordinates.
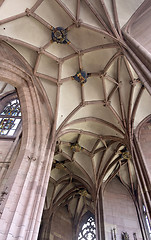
[0,0,150,222]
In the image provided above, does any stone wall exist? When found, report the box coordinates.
[139,119,151,181]
[50,206,73,240]
[0,140,13,162]
[103,178,143,240]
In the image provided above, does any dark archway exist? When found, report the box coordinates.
[77,211,96,240]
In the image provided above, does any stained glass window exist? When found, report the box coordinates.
[0,99,21,136]
[78,216,96,240]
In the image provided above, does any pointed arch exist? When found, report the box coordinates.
[77,211,96,240]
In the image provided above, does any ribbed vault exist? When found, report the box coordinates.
[0,0,150,229]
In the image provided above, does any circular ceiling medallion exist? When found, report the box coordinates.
[72,70,89,84]
[51,27,69,44]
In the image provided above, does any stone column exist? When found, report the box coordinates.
[133,135,151,223]
[95,187,105,240]
[122,0,151,91]
[122,31,151,93]
[0,53,53,240]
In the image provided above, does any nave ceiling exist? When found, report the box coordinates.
[0,0,150,223]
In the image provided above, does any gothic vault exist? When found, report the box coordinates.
[0,0,151,240]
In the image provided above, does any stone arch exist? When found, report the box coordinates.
[0,41,53,240]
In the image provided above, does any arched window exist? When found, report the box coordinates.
[78,213,96,240]
[0,99,21,136]
[143,205,151,237]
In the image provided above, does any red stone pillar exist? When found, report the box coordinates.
[95,188,105,240]
[0,55,53,240]
[133,135,151,224]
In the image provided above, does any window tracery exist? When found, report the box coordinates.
[78,216,96,240]
[0,99,21,136]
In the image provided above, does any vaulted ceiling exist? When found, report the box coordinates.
[0,82,14,96]
[0,0,150,223]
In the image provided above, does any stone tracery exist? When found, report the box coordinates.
[78,216,96,240]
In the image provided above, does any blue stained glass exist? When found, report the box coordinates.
[0,99,21,136]
[1,99,21,116]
